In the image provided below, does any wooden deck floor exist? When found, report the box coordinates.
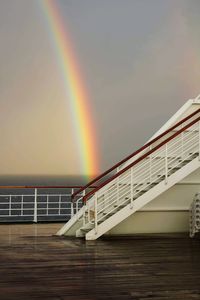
[0,224,200,300]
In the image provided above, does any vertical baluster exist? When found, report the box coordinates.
[181,124,184,160]
[69,202,73,219]
[33,188,37,223]
[59,195,61,216]
[130,167,133,209]
[116,176,119,206]
[21,195,23,216]
[83,204,86,227]
[76,200,79,216]
[149,145,152,183]
[165,144,168,184]
[87,201,91,224]
[94,193,98,234]
[81,190,86,212]
[71,188,74,217]
[47,195,49,216]
[116,167,120,206]
[82,190,86,222]
[9,195,11,216]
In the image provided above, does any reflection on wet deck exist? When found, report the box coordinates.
[0,224,200,300]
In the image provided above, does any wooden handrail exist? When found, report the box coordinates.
[83,115,200,202]
[72,108,200,200]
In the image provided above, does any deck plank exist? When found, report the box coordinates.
[0,224,200,299]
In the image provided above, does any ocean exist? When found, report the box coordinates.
[0,175,89,187]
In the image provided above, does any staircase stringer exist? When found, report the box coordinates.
[86,156,200,240]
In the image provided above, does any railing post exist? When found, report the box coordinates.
[82,190,86,225]
[47,195,49,216]
[80,189,86,214]
[149,145,152,183]
[130,167,133,209]
[181,124,184,160]
[21,195,23,216]
[33,188,37,223]
[94,193,98,234]
[83,203,86,226]
[9,195,11,216]
[70,202,74,218]
[87,201,91,224]
[76,201,79,216]
[116,167,120,206]
[71,188,74,217]
[116,176,119,206]
[165,144,168,184]
[59,195,61,216]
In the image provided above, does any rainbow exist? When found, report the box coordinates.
[40,0,99,179]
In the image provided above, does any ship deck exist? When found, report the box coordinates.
[0,223,200,300]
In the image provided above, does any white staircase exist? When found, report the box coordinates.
[57,96,200,240]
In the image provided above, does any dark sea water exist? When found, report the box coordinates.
[0,175,91,195]
[0,175,89,186]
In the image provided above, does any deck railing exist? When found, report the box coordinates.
[0,186,85,223]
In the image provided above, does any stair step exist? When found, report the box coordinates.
[101,200,131,219]
[168,166,180,170]
[79,223,94,233]
[156,175,165,182]
[103,212,114,217]
[114,203,127,208]
[80,228,93,233]
[136,183,157,192]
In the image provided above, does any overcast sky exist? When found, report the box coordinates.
[0,0,200,182]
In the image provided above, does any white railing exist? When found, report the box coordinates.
[84,122,200,233]
[0,188,84,222]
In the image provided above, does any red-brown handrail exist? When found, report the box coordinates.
[83,114,200,202]
[72,108,200,201]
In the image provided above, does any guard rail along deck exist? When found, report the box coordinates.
[57,96,200,239]
[0,186,86,223]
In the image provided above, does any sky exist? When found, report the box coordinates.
[0,0,200,183]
